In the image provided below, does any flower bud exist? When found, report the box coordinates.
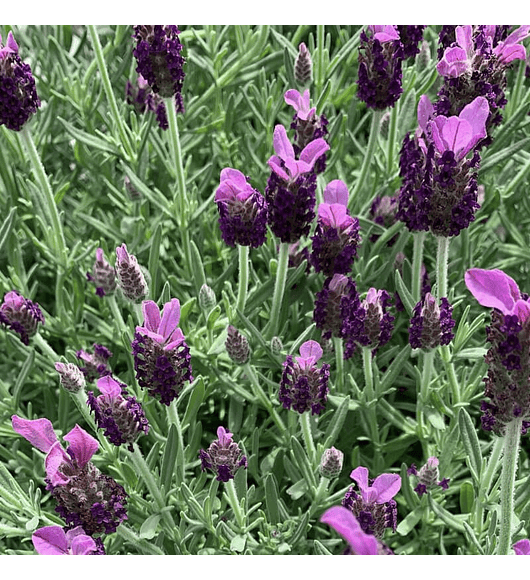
[319,447,344,479]
[294,42,312,86]
[55,362,86,394]
[199,284,216,312]
[225,326,250,365]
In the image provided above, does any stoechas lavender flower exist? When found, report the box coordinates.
[465,268,530,435]
[87,375,149,450]
[294,43,312,85]
[0,290,44,345]
[86,248,117,298]
[342,466,401,539]
[397,94,489,237]
[320,506,393,555]
[115,243,149,303]
[514,539,530,555]
[357,25,404,110]
[131,298,193,406]
[225,325,250,365]
[266,124,329,243]
[285,88,329,174]
[215,168,268,248]
[126,75,169,130]
[0,31,40,131]
[55,362,86,394]
[396,25,426,59]
[76,344,112,383]
[32,526,104,555]
[408,456,450,497]
[199,426,247,482]
[313,274,361,341]
[343,287,394,359]
[409,292,455,350]
[310,180,361,276]
[319,447,344,479]
[279,340,330,415]
[12,416,127,535]
[132,25,185,112]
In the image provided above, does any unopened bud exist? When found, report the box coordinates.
[55,362,86,393]
[294,42,312,86]
[418,456,439,488]
[379,111,391,140]
[225,326,250,365]
[417,39,431,71]
[199,284,216,311]
[319,447,344,479]
[270,336,283,354]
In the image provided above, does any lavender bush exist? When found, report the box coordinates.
[1,24,530,556]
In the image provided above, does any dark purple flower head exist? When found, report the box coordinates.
[199,426,247,482]
[215,168,268,248]
[87,375,149,450]
[12,416,127,535]
[0,31,40,131]
[0,290,44,345]
[55,362,86,394]
[310,180,361,276]
[266,124,329,243]
[131,298,193,405]
[409,292,455,349]
[279,340,330,415]
[32,526,103,555]
[126,75,169,130]
[319,447,344,479]
[76,344,112,383]
[396,26,426,59]
[225,325,250,365]
[294,43,312,86]
[342,466,401,539]
[465,268,530,435]
[357,25,403,110]
[115,244,149,303]
[86,248,117,298]
[132,25,185,112]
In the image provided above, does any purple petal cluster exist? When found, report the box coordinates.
[199,426,247,482]
[132,25,185,112]
[0,32,40,131]
[215,168,268,248]
[409,292,455,350]
[87,376,149,450]
[408,456,450,496]
[279,340,330,415]
[396,25,426,59]
[225,325,250,365]
[0,290,44,345]
[357,26,404,110]
[131,299,193,405]
[115,244,149,303]
[76,344,112,383]
[126,75,169,130]
[86,248,117,298]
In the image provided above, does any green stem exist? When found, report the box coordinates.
[32,332,59,362]
[362,346,382,472]
[167,401,185,485]
[362,346,374,400]
[498,418,523,554]
[350,109,384,207]
[412,231,426,304]
[475,436,504,532]
[299,412,316,463]
[316,25,325,96]
[417,349,435,445]
[435,235,450,299]
[225,478,245,531]
[267,242,290,339]
[107,295,131,341]
[236,245,249,319]
[164,96,188,224]
[386,105,398,175]
[87,25,134,161]
[334,337,344,393]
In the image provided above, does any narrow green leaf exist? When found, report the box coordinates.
[58,117,118,154]
[428,496,465,532]
[394,269,416,315]
[264,473,280,525]
[160,424,179,493]
[148,222,162,300]
[182,376,205,429]
[139,514,161,539]
[0,206,17,255]
[458,408,483,480]
[396,506,423,535]
[230,534,247,553]
[460,481,475,514]
[323,395,350,449]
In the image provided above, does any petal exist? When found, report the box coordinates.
[216,426,233,446]
[45,442,71,486]
[459,96,489,151]
[436,47,470,77]
[32,526,69,555]
[70,534,97,555]
[320,506,379,555]
[513,300,530,324]
[319,204,349,227]
[514,539,530,555]
[455,25,473,55]
[440,117,473,159]
[284,89,302,112]
[417,95,433,135]
[430,116,447,154]
[158,298,181,342]
[141,300,161,333]
[465,268,520,314]
[220,168,247,187]
[323,180,349,206]
[350,466,370,494]
[96,375,122,397]
[299,138,330,168]
[63,425,99,469]
[299,340,323,362]
[6,31,19,53]
[371,473,402,503]
[215,180,238,202]
[497,44,526,64]
[267,156,290,182]
[11,416,58,453]
[115,243,130,265]
[272,125,294,161]
[164,327,185,351]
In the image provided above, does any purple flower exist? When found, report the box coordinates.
[294,43,312,85]
[132,25,185,112]
[514,539,530,555]
[115,243,149,303]
[126,75,169,130]
[32,526,102,555]
[409,292,455,350]
[199,426,247,482]
[265,124,329,243]
[86,248,117,298]
[87,375,149,450]
[76,343,112,383]
[131,298,193,405]
[396,26,426,59]
[0,290,45,345]
[493,26,530,65]
[342,466,401,539]
[410,456,449,497]
[225,325,250,365]
[12,416,127,535]
[320,506,384,555]
[0,31,40,131]
[436,26,475,78]
[310,180,361,276]
[215,168,267,248]
[279,340,330,415]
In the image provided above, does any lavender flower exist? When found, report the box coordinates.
[310,180,361,276]
[285,88,329,174]
[409,292,455,350]
[126,74,169,130]
[294,43,312,85]
[465,268,530,435]
[131,298,193,406]
[265,124,329,243]
[55,362,86,394]
[342,466,401,539]
[132,25,185,112]
[409,456,450,496]
[279,340,330,415]
[319,447,344,479]
[86,248,117,297]
[514,539,530,555]
[215,168,268,248]
[87,375,149,450]
[12,416,127,535]
[32,526,104,555]
[0,31,40,131]
[357,25,403,110]
[0,290,45,345]
[199,426,247,482]
[396,25,426,59]
[320,506,393,555]
[225,325,250,365]
[76,344,112,383]
[115,243,149,303]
